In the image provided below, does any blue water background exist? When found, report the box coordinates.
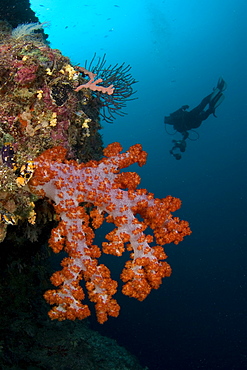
[31,1,247,369]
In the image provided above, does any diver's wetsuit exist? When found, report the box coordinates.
[165,94,213,133]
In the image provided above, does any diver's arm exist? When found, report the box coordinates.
[166,105,189,119]
[181,105,189,110]
[173,105,189,114]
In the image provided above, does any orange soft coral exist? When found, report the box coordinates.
[30,143,191,323]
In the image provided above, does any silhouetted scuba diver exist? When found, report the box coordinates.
[165,77,227,160]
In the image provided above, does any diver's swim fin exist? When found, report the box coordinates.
[209,92,225,117]
[210,77,227,102]
[216,77,227,92]
[212,92,225,109]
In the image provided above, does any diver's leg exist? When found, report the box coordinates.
[198,110,212,121]
[197,91,224,121]
[189,94,212,115]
